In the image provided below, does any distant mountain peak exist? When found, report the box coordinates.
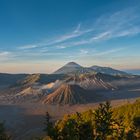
[64,62,82,67]
[90,65,128,76]
[53,62,129,75]
[53,62,82,74]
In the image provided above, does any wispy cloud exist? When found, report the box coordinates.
[74,23,81,33]
[56,45,67,49]
[14,7,140,63]
[18,7,140,52]
[90,31,111,41]
[80,49,89,55]
[18,23,93,50]
[19,45,38,49]
[94,48,124,56]
[0,51,10,57]
[0,51,15,62]
[45,27,93,46]
[46,8,140,50]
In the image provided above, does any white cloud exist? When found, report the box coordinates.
[0,51,15,62]
[62,8,140,47]
[49,28,92,45]
[94,48,124,56]
[56,45,67,49]
[74,23,81,33]
[16,7,140,59]
[18,7,140,52]
[0,51,10,57]
[19,44,38,49]
[18,24,93,50]
[80,49,89,55]
[90,31,111,41]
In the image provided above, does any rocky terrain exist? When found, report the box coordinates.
[42,84,100,104]
[0,62,140,105]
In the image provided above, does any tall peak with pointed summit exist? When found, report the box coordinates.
[53,62,128,75]
[64,62,82,67]
[53,62,82,74]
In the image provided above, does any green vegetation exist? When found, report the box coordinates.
[42,100,140,140]
[1,100,140,140]
[113,100,140,130]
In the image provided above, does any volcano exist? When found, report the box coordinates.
[42,84,94,105]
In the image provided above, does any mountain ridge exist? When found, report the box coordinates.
[53,62,129,76]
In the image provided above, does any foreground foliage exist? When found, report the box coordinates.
[1,100,140,140]
[42,100,140,140]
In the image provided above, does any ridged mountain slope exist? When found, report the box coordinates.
[42,84,92,105]
[64,73,118,91]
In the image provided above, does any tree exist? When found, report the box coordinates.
[59,118,78,140]
[113,117,126,140]
[43,112,58,140]
[75,112,94,140]
[41,100,140,140]
[94,101,114,140]
[133,116,140,139]
[125,116,140,140]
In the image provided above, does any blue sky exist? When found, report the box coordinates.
[0,0,140,74]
